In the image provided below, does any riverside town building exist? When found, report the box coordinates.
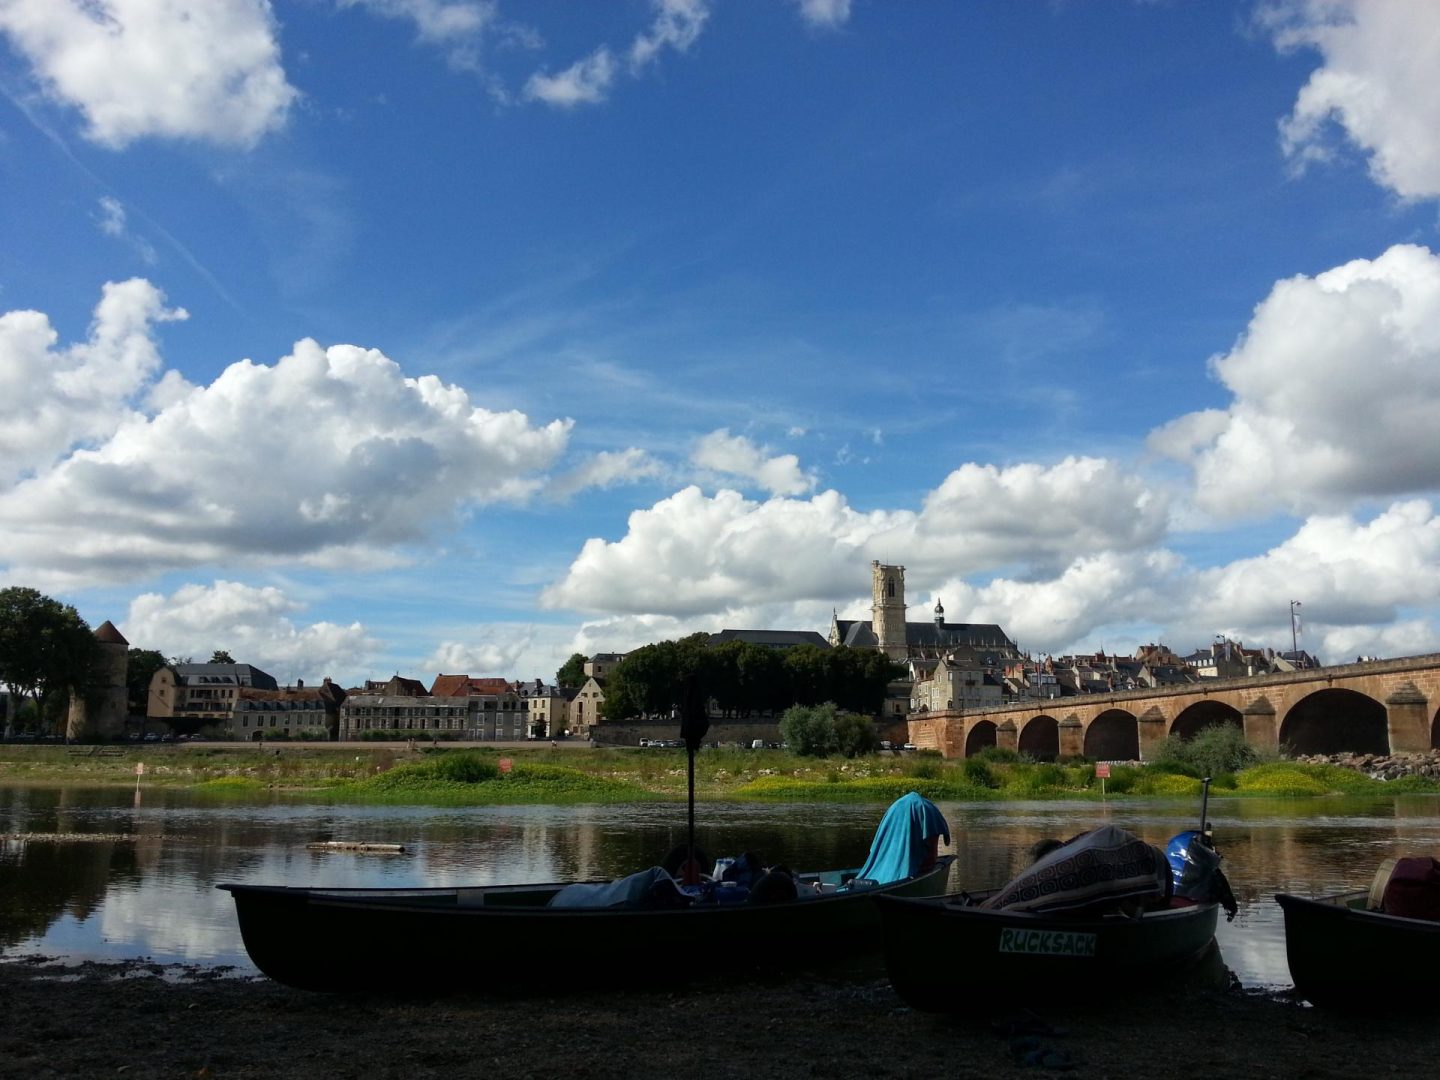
[59,561,1328,745]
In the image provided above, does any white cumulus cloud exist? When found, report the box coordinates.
[547,448,663,500]
[1264,0,1440,199]
[542,455,1167,620]
[122,581,380,685]
[910,458,1168,578]
[0,281,573,587]
[1150,244,1440,518]
[1188,501,1440,632]
[0,278,186,484]
[692,429,814,496]
[0,0,298,148]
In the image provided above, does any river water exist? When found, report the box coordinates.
[3,784,1439,991]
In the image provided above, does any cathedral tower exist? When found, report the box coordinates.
[870,561,908,658]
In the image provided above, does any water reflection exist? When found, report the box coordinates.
[4,785,1439,992]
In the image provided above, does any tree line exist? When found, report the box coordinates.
[0,587,99,735]
[593,633,903,722]
[0,585,233,737]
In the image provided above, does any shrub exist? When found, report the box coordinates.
[427,752,499,784]
[779,704,841,757]
[1150,724,1264,778]
[832,711,880,758]
[960,757,1000,789]
[974,746,1022,764]
[905,757,944,781]
[1096,765,1142,794]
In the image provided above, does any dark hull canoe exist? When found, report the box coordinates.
[876,892,1219,1010]
[218,857,954,993]
[1276,890,1440,1009]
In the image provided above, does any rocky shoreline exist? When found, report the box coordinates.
[1294,749,1440,782]
[3,955,1439,1079]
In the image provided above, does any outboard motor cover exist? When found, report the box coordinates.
[1166,830,1218,898]
[1166,829,1238,919]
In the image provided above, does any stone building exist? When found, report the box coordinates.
[337,673,547,740]
[568,676,606,738]
[514,678,565,738]
[231,680,344,741]
[147,662,279,732]
[911,647,1006,714]
[65,620,129,741]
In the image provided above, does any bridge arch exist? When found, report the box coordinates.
[965,720,998,757]
[1279,688,1388,756]
[1171,700,1244,742]
[1434,703,1440,750]
[1085,709,1139,761]
[1018,715,1060,761]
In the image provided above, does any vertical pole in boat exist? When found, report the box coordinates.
[1199,775,1212,840]
[686,745,697,883]
[678,674,710,887]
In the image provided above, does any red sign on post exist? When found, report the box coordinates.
[1095,763,1111,779]
[498,758,513,774]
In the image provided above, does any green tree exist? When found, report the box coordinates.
[832,710,879,758]
[209,650,235,664]
[0,587,100,735]
[783,645,831,706]
[555,653,587,688]
[126,649,169,715]
[779,702,842,757]
[600,633,715,722]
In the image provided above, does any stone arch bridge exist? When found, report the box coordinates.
[906,653,1440,761]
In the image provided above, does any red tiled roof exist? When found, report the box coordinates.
[430,674,513,697]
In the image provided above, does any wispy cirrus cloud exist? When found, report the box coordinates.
[524,0,709,107]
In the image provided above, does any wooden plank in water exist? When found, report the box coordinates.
[305,841,407,854]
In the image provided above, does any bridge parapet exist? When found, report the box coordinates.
[909,652,1440,760]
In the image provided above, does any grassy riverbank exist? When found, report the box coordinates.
[3,741,1438,805]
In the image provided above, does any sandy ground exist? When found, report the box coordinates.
[1,954,1431,1080]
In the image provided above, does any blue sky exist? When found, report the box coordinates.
[3,0,1439,688]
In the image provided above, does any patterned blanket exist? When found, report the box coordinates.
[981,825,1170,914]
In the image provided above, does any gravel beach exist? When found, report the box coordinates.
[1,955,1429,1080]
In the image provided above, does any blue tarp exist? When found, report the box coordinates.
[851,792,950,886]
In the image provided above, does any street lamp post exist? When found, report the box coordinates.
[1290,601,1302,667]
